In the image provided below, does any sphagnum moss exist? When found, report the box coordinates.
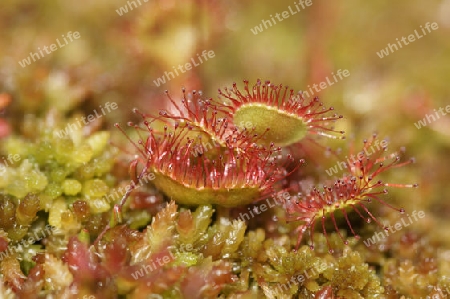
[0,111,117,292]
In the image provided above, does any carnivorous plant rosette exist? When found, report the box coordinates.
[112,84,416,256]
[285,134,418,252]
[216,79,345,147]
[116,88,298,207]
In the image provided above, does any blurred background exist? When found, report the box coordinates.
[0,0,449,266]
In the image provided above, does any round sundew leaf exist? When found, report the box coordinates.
[181,128,224,156]
[149,119,226,159]
[152,172,262,207]
[233,104,308,146]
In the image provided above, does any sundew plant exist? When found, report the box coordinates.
[1,79,418,298]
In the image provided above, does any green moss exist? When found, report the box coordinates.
[86,132,110,157]
[82,179,109,197]
[172,252,198,267]
[0,112,117,274]
[4,161,48,198]
[327,251,381,296]
[44,182,63,199]
[62,179,82,196]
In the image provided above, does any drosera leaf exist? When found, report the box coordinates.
[285,135,418,252]
[216,79,344,147]
[115,119,295,207]
[152,172,262,207]
[233,104,308,146]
